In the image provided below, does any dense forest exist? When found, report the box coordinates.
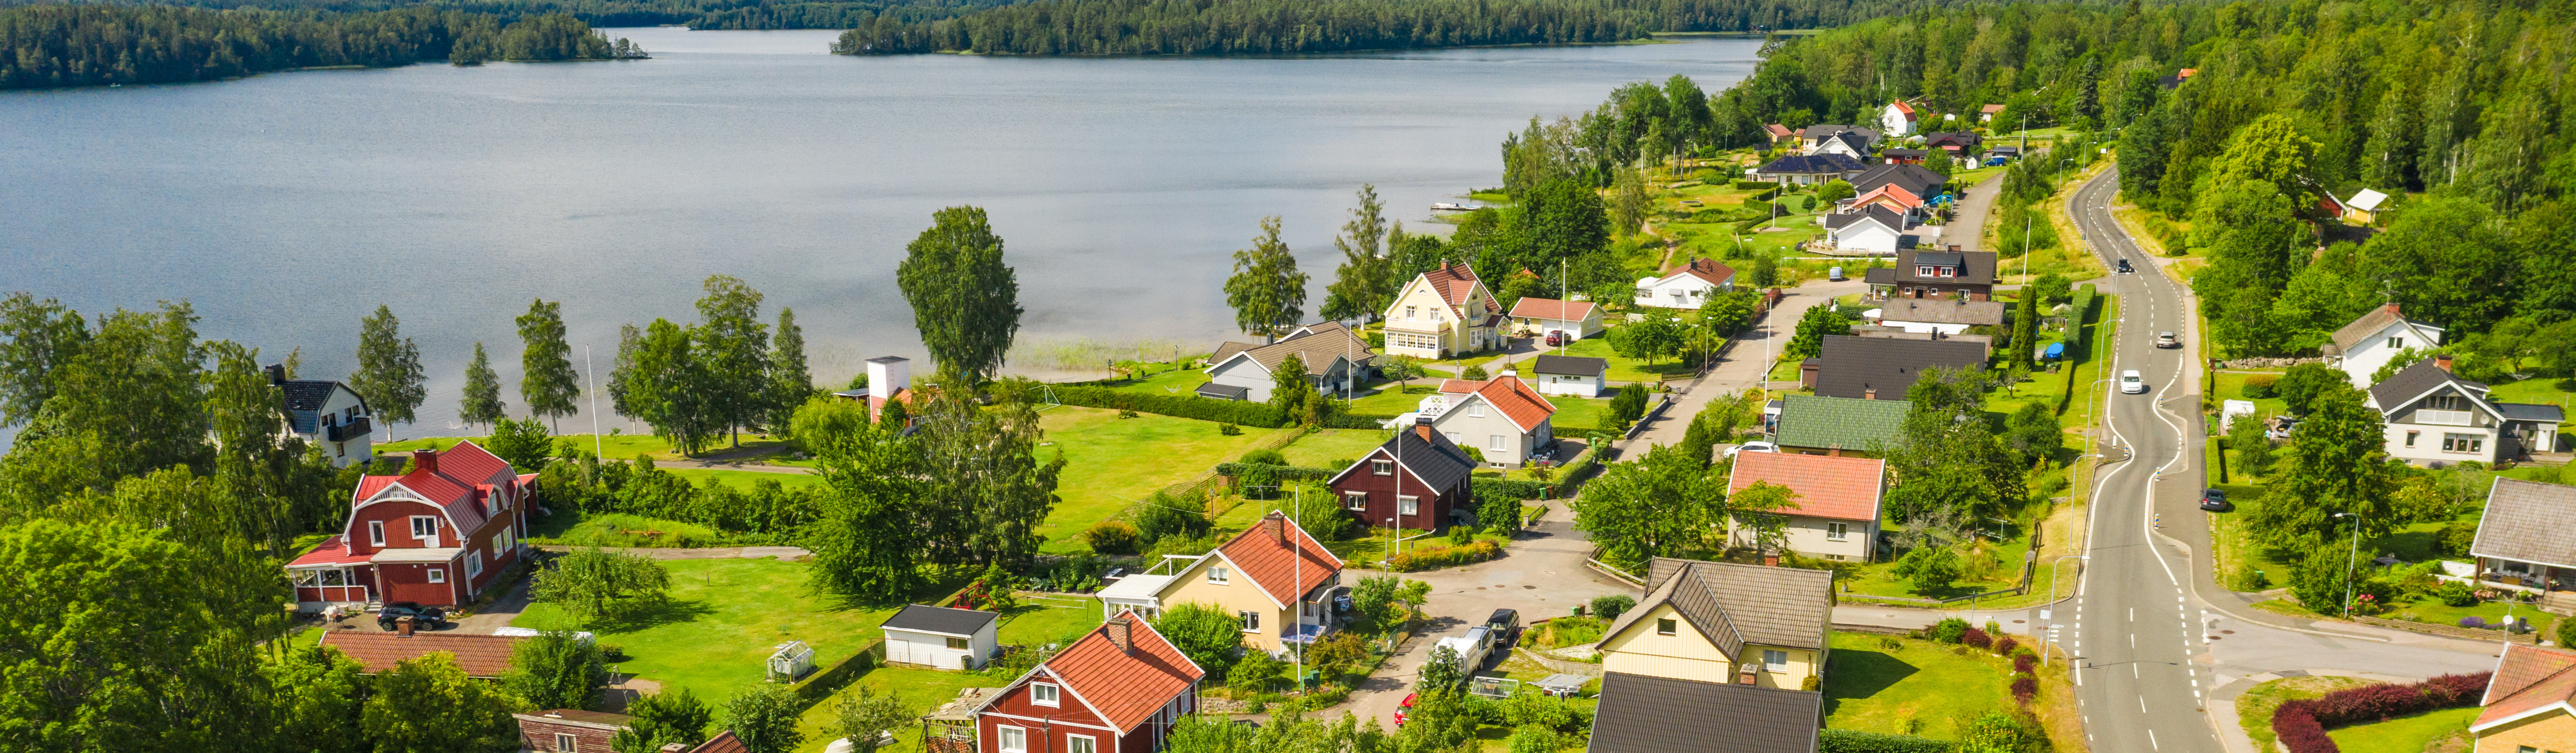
[0,4,639,88]
[828,0,1955,56]
[2,0,1032,28]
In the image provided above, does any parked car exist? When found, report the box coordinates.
[1395,693,1418,727]
[1724,441,1779,458]
[1486,609,1521,650]
[377,601,449,631]
[2115,258,2134,274]
[1544,330,1568,347]
[2155,332,2178,349]
[2199,489,2233,513]
[2120,370,2146,394]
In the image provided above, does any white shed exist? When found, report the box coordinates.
[1528,355,1609,398]
[881,604,1001,671]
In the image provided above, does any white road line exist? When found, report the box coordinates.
[2139,696,2148,712]
[2149,729,2159,750]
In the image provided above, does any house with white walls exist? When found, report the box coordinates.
[2326,303,2446,388]
[1879,101,1919,138]
[1634,259,1737,309]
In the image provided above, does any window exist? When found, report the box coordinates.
[1031,683,1059,707]
[1635,287,1651,299]
[465,551,482,578]
[1207,566,1229,584]
[369,521,386,546]
[2405,431,2419,448]
[425,568,446,584]
[1445,431,1462,443]
[2425,395,2469,411]
[2443,433,2484,453]
[1916,266,1934,276]
[410,516,438,541]
[1490,434,1507,452]
[1468,402,1484,417]
[999,726,1027,753]
[556,732,578,752]
[1371,460,1392,475]
[1066,736,1097,753]
[1656,618,1677,636]
[293,570,320,587]
[2389,336,2405,349]
[1827,522,1849,541]
[1345,492,1370,511]
[1239,610,1261,632]
[1398,496,1418,516]
[1406,306,1418,320]
[946,636,970,651]
[1763,650,1789,671]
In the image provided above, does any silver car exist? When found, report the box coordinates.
[2120,370,2146,394]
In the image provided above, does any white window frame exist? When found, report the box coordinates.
[1398,496,1418,516]
[369,520,386,547]
[556,732,578,752]
[2388,336,2404,349]
[998,725,1028,753]
[1467,402,1484,417]
[1031,682,1060,707]
[410,516,439,545]
[1827,522,1849,541]
[1239,610,1261,632]
[1066,734,1098,753]
[1763,649,1789,671]
[465,551,483,578]
[1445,431,1461,443]
[425,568,446,584]
[1207,566,1229,584]
[1345,492,1369,511]
[2443,433,2484,454]
[1371,459,1392,475]
[1489,434,1507,452]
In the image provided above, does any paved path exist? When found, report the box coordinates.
[532,544,812,560]
[1612,278,1867,456]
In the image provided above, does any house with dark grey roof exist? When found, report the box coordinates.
[1804,336,1988,401]
[1587,672,1823,753]
[1848,164,1948,201]
[1329,421,1478,531]
[883,604,1002,670]
[267,364,372,467]
[1803,130,1872,160]
[1204,321,1376,403]
[1795,124,1878,150]
[2326,303,2447,388]
[1821,205,1914,256]
[2470,479,2576,601]
[1529,354,1609,398]
[1863,249,1997,301]
[1749,154,1866,186]
[1772,394,1911,456]
[1594,557,1834,690]
[2364,358,2561,466]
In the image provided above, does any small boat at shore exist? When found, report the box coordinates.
[1429,202,1478,212]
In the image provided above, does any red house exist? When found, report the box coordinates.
[285,441,536,611]
[1326,420,1478,532]
[974,610,1203,753]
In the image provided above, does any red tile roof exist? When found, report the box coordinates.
[687,730,750,753]
[1470,375,1556,433]
[1660,259,1736,288]
[1508,297,1598,322]
[1415,263,1500,318]
[1727,452,1885,522]
[1212,513,1343,608]
[2481,645,2576,728]
[1764,124,1795,139]
[1439,378,1486,394]
[318,630,527,678]
[1889,100,1915,117]
[1850,183,1924,210]
[1980,104,2006,114]
[286,535,371,568]
[1033,611,1205,732]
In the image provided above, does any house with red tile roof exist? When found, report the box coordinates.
[285,441,535,611]
[1727,452,1885,562]
[1879,100,1919,137]
[1763,123,1797,145]
[1418,372,1559,468]
[317,630,528,678]
[1634,258,1737,310]
[1381,262,1504,359]
[1328,420,1479,532]
[1140,513,1345,655]
[2475,644,2576,753]
[1506,297,1602,340]
[974,610,1205,753]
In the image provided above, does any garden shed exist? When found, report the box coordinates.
[882,604,1000,671]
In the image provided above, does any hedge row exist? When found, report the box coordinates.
[1473,477,1551,502]
[1051,385,1288,427]
[1213,462,1339,481]
[1552,444,1601,497]
[1818,729,1952,753]
[2055,284,2098,415]
[2272,672,2492,753]
[1388,540,1500,572]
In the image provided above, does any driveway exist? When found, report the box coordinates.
[1615,277,1866,455]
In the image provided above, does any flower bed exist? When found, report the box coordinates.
[1387,540,1500,572]
[2271,673,2492,753]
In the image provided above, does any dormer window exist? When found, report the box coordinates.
[1939,267,1956,277]
[1917,266,1935,276]
[1031,683,1060,707]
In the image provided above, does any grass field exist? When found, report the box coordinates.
[511,557,901,708]
[1280,428,1395,468]
[1034,406,1284,554]
[2326,706,2478,753]
[2234,675,2376,751]
[1558,336,1699,382]
[1822,632,2012,740]
[787,596,1104,753]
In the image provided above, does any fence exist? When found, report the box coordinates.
[1584,548,1647,587]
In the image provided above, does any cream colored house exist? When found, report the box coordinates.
[1595,557,1834,691]
[1143,513,1343,656]
[2474,644,2576,753]
[1381,263,1503,359]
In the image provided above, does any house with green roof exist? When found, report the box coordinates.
[1771,395,1911,457]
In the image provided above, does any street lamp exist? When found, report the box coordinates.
[2334,512,2363,617]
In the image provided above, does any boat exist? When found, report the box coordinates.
[1429,202,1477,212]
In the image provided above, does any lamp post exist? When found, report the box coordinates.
[2334,512,2363,617]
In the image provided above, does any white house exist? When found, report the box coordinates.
[881,604,1000,671]
[2327,303,2446,388]
[1506,297,1602,340]
[1204,322,1374,402]
[1408,373,1559,467]
[1879,101,1919,138]
[2366,358,2563,466]
[1528,355,1608,398]
[270,365,373,467]
[1805,131,1872,159]
[1821,205,1912,257]
[1634,258,1737,309]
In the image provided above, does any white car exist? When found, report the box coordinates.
[1724,441,1779,458]
[2120,370,2146,394]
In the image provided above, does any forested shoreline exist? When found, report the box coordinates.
[0,4,639,89]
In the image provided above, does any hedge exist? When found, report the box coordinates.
[1213,462,1338,481]
[1731,179,1773,190]
[1051,385,1288,427]
[2054,284,2098,415]
[2271,672,2492,753]
[1473,477,1551,502]
[1552,444,1601,497]
[1388,540,1500,572]
[1818,729,1952,753]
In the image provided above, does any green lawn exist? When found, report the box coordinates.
[1280,428,1395,469]
[1822,632,2010,740]
[1558,336,1698,383]
[2235,676,2376,751]
[1346,380,1439,417]
[1093,365,1215,398]
[2212,371,2293,419]
[1033,406,1285,554]
[511,557,908,708]
[2327,706,2478,753]
[669,468,826,491]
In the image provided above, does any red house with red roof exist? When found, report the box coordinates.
[974,610,1204,753]
[285,441,535,611]
[1329,421,1478,532]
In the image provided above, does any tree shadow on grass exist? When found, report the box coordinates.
[1820,648,1920,716]
[588,597,717,633]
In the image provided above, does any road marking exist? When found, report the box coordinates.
[2140,696,2148,712]
[2149,729,2159,750]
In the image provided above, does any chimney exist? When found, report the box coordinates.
[2385,303,2402,316]
[413,450,437,475]
[1738,662,1760,685]
[1762,551,1779,567]
[1827,445,1842,457]
[1415,414,1434,443]
[1263,513,1285,546]
[265,364,286,385]
[1106,616,1134,655]
[1863,389,1877,401]
[1498,369,1517,380]
[396,615,414,637]
[2435,355,2453,372]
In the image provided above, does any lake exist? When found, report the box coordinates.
[0,29,1760,435]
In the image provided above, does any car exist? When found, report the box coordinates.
[1486,609,1521,650]
[1395,693,1418,726]
[2200,488,2232,512]
[1544,330,1567,347]
[376,601,449,631]
[1724,441,1779,458]
[2115,258,2134,274]
[2119,370,2145,394]
[2155,331,2178,349]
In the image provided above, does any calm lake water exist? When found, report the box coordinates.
[0,29,1759,434]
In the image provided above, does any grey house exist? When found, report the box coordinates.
[1205,322,1377,403]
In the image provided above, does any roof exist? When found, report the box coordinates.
[1797,124,1851,139]
[1530,355,1607,377]
[286,535,372,568]
[355,441,519,535]
[1881,148,1927,159]
[1603,557,1834,654]
[1508,297,1598,322]
[1757,154,1865,175]
[2330,303,2444,352]
[1863,267,1895,285]
[1980,104,2006,114]
[1913,251,1963,266]
[2366,360,2492,417]
[1195,382,1248,401]
[1332,425,1477,493]
[1764,123,1795,139]
[371,547,463,564]
[1887,100,1915,117]
[1815,131,1870,155]
[1849,183,1924,209]
[1212,512,1344,607]
[1209,323,1372,378]
[278,378,347,412]
[1772,395,1911,451]
[1893,249,1996,285]
[1825,205,1907,232]
[1924,131,1982,149]
[1020,612,1205,732]
[1810,336,1989,400]
[1878,298,2007,327]
[883,604,1000,637]
[1728,452,1885,522]
[1409,262,1500,319]
[517,710,637,729]
[1454,374,1556,432]
[318,631,527,678]
[1096,573,1175,601]
[1847,164,1946,198]
[2472,478,2576,570]
[2478,644,2576,730]
[2497,403,2566,422]
[688,731,750,753]
[1657,258,1737,288]
[1588,673,1821,753]
[2348,188,2389,212]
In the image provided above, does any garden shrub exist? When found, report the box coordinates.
[2561,616,2576,650]
[1473,477,1550,503]
[1817,729,1953,753]
[1590,594,1635,621]
[1219,423,1242,435]
[1052,385,1287,427]
[2230,562,2271,592]
[1991,636,2018,656]
[2271,673,2495,753]
[1212,462,1335,482]
[2012,654,2035,674]
[1961,628,1992,650]
[1387,540,1501,572]
[2436,581,2477,606]
[1240,449,1288,467]
[2010,673,2037,704]
[2242,374,2279,399]
[1930,618,1970,644]
[2438,520,2479,557]
[1083,521,1141,555]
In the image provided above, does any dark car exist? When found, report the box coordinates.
[377,601,449,631]
[2199,488,2232,513]
[1485,608,1521,650]
[2115,258,2135,274]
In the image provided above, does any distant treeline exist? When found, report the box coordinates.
[1,0,1024,29]
[0,4,637,88]
[827,0,1960,56]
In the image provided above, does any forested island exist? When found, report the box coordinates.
[0,5,642,89]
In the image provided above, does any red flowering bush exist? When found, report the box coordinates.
[1962,628,1993,649]
[2273,702,2336,753]
[2271,672,2494,753]
[2010,673,2038,704]
[1992,636,2019,655]
[2308,683,2436,725]
[2014,654,2037,674]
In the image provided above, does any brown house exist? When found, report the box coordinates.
[516,709,636,753]
[1863,249,1996,302]
[1326,419,1479,531]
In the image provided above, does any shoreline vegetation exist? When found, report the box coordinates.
[0,5,643,90]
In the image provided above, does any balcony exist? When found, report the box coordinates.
[326,417,371,442]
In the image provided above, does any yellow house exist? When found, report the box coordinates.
[2475,644,2576,753]
[1381,263,1504,359]
[1148,512,1344,656]
[1594,557,1835,691]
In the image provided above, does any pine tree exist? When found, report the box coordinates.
[461,342,506,431]
[349,304,426,438]
[516,298,581,432]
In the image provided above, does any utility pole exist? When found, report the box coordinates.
[585,345,603,484]
[2335,512,2362,616]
